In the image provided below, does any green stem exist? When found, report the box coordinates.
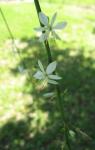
[0,7,27,71]
[0,8,19,55]
[34,0,71,150]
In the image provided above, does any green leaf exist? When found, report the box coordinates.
[48,79,58,85]
[46,61,57,74]
[48,74,62,80]
[34,70,44,80]
[50,12,57,26]
[39,12,48,26]
[54,22,67,30]
[38,60,45,73]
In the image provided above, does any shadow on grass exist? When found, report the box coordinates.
[0,36,95,150]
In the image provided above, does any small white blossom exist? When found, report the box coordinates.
[34,60,62,85]
[35,12,67,42]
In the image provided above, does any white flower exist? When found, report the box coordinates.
[34,60,62,85]
[35,12,67,42]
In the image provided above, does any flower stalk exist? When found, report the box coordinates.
[34,0,71,150]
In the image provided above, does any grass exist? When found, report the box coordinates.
[41,0,95,5]
[0,2,95,150]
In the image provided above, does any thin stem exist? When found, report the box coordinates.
[0,7,26,70]
[0,8,19,54]
[34,0,71,150]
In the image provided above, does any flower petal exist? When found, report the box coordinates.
[34,27,45,32]
[50,12,57,26]
[34,70,44,80]
[43,92,54,97]
[18,66,25,74]
[46,61,57,74]
[39,33,47,42]
[52,31,61,40]
[38,60,45,73]
[48,74,62,80]
[39,12,49,26]
[48,79,58,85]
[54,22,67,30]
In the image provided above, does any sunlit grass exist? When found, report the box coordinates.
[0,2,95,150]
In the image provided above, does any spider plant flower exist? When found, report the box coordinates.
[34,60,62,85]
[35,12,67,42]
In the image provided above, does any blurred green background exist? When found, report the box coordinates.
[0,0,95,149]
